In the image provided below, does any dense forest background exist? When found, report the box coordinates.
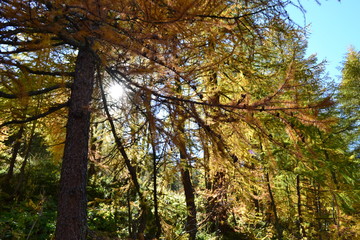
[0,0,358,239]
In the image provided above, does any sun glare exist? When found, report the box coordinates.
[108,83,125,100]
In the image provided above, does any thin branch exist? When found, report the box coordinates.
[0,83,72,99]
[0,102,68,127]
[98,67,143,197]
[195,7,271,20]
[0,42,64,54]
[20,66,75,77]
[0,57,74,76]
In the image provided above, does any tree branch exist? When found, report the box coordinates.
[0,102,68,127]
[20,66,75,77]
[106,67,328,112]
[0,83,72,99]
[195,7,270,20]
[0,42,64,54]
[0,57,74,77]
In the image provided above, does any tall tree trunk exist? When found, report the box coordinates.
[127,188,134,238]
[180,165,197,240]
[265,172,283,240]
[175,112,197,240]
[172,79,197,240]
[55,46,97,240]
[152,144,161,239]
[2,125,25,194]
[144,92,162,238]
[204,39,234,235]
[15,121,37,196]
[206,171,232,234]
[6,125,24,180]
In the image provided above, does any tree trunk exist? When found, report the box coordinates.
[146,98,162,239]
[175,108,197,240]
[15,121,37,196]
[265,172,283,240]
[6,125,24,180]
[152,146,161,239]
[180,166,197,240]
[2,125,24,194]
[55,46,97,240]
[127,189,134,238]
[143,90,162,238]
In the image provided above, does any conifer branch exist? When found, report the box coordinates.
[196,7,271,20]
[0,42,64,54]
[0,102,68,127]
[21,67,75,77]
[0,83,72,99]
[106,68,331,112]
[0,58,74,77]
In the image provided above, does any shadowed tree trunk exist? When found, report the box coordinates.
[180,165,197,240]
[15,121,37,196]
[0,125,24,197]
[144,91,162,238]
[176,115,197,240]
[1,124,24,196]
[172,78,197,240]
[4,125,24,191]
[55,45,97,240]
[265,172,283,240]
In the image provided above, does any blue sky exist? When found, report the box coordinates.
[287,0,360,81]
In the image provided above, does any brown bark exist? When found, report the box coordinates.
[206,171,232,234]
[6,125,24,183]
[265,172,283,240]
[203,45,234,235]
[55,46,97,240]
[180,166,197,240]
[175,109,197,240]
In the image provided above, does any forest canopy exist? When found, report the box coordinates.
[0,0,358,240]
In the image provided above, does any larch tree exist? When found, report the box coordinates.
[338,48,360,153]
[1,0,260,239]
[2,0,351,239]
